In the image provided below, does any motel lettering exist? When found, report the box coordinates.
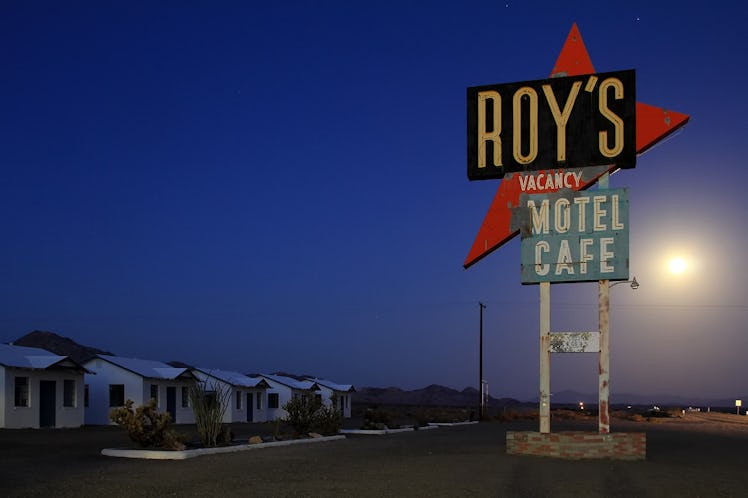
[519,188,629,283]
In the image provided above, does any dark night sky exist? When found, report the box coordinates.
[2,1,746,401]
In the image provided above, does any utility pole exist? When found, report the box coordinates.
[479,302,486,420]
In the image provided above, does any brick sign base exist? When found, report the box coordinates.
[506,431,646,460]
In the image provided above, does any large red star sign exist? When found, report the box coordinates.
[463,23,690,269]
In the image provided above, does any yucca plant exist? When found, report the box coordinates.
[188,380,230,447]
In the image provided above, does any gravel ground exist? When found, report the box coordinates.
[1,414,747,497]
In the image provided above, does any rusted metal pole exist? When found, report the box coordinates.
[599,279,610,434]
[479,302,486,420]
[597,171,611,435]
[539,281,551,433]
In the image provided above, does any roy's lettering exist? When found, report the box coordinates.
[467,70,636,180]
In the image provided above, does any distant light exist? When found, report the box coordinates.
[668,258,687,274]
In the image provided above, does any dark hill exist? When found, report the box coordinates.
[355,384,521,408]
[11,330,112,364]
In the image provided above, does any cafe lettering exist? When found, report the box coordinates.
[519,188,629,283]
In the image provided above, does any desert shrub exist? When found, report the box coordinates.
[424,407,472,423]
[407,411,430,428]
[220,426,234,445]
[314,398,343,436]
[110,399,185,450]
[283,396,322,436]
[361,407,395,430]
[273,418,284,439]
[371,409,394,425]
[189,380,231,447]
[552,409,592,420]
[252,419,288,441]
[494,408,521,422]
[612,410,647,422]
[646,409,671,419]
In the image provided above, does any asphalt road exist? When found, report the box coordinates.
[1,417,747,497]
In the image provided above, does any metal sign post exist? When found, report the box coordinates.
[598,278,610,433]
[479,302,486,420]
[539,281,551,433]
[598,172,611,434]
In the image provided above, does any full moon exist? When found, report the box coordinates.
[668,257,687,274]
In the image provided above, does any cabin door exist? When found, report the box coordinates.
[39,380,56,428]
[166,387,177,422]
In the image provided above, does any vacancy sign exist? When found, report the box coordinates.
[518,188,629,284]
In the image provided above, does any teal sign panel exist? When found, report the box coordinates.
[519,188,629,284]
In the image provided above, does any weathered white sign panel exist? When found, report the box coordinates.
[549,332,600,353]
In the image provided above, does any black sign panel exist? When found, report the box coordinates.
[467,70,635,180]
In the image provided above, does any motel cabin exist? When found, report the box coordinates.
[251,373,322,421]
[0,344,88,428]
[191,367,271,423]
[83,355,196,425]
[306,377,355,418]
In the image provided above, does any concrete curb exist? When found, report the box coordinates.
[339,427,415,435]
[428,421,479,427]
[340,423,454,435]
[101,435,346,460]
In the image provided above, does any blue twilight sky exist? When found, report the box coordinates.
[2,1,747,401]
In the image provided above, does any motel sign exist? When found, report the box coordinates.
[464,24,689,445]
[467,70,636,180]
[519,189,629,283]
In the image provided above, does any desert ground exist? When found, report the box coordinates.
[1,411,747,497]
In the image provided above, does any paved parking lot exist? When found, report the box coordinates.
[1,417,747,497]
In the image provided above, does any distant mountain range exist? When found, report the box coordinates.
[10,330,112,364]
[7,331,739,409]
[354,385,522,408]
[546,389,743,410]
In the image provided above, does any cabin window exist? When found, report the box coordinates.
[150,384,159,406]
[14,377,29,407]
[235,390,242,410]
[256,392,263,410]
[181,386,189,407]
[109,384,125,407]
[268,393,279,409]
[205,391,218,409]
